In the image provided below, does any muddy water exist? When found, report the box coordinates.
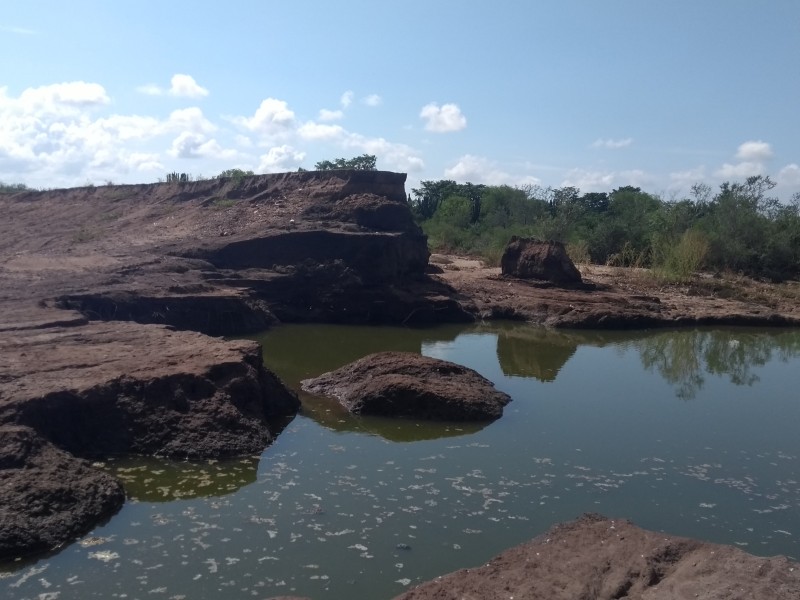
[3,324,800,600]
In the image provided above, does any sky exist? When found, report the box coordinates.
[1,1,799,200]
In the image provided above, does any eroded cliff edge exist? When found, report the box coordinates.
[2,170,457,560]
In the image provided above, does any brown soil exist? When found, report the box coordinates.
[431,254,800,328]
[394,513,800,600]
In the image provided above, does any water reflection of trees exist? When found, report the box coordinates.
[490,323,631,382]
[635,329,800,400]
[487,323,800,401]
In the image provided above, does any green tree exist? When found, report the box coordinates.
[410,180,486,222]
[0,181,31,193]
[165,172,192,183]
[218,168,254,180]
[314,154,377,171]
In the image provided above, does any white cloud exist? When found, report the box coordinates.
[235,98,296,136]
[669,166,707,188]
[363,94,382,107]
[777,164,800,187]
[136,83,162,96]
[136,74,209,98]
[318,108,344,122]
[168,132,236,160]
[169,74,209,98]
[713,140,774,182]
[298,122,346,141]
[13,81,110,114]
[716,161,765,179]
[444,155,538,186]
[340,90,354,108]
[591,137,633,149]
[128,152,163,172]
[420,102,466,133]
[258,145,306,173]
[735,140,773,162]
[343,134,424,172]
[0,81,428,187]
[165,107,216,134]
[561,168,616,191]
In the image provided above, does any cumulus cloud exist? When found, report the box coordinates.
[11,81,110,113]
[168,132,236,160]
[736,140,773,162]
[297,122,346,142]
[0,81,427,187]
[591,137,633,149]
[713,140,774,182]
[318,108,343,121]
[136,74,209,98]
[234,98,296,136]
[258,145,306,172]
[777,164,800,187]
[165,107,216,134]
[420,102,466,133]
[343,134,424,172]
[669,166,707,189]
[363,94,382,107]
[340,90,354,108]
[136,83,163,96]
[0,81,225,186]
[169,74,209,98]
[444,155,538,186]
[560,168,616,191]
[715,161,765,179]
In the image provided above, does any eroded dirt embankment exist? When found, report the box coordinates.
[1,170,446,559]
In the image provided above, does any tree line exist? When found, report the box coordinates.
[410,175,800,282]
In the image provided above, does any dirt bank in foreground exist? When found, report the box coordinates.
[394,513,800,600]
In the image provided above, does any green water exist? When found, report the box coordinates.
[3,323,800,600]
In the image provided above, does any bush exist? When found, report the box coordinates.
[653,229,709,282]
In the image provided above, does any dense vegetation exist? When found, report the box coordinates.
[410,176,800,282]
[0,181,32,193]
[314,154,377,171]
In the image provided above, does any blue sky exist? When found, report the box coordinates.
[2,1,799,199]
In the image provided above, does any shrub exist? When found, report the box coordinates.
[653,229,709,282]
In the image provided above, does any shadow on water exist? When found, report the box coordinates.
[300,391,488,442]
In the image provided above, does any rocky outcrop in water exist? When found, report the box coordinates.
[393,513,800,600]
[0,425,125,561]
[302,351,511,420]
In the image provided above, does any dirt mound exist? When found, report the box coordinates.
[302,351,511,420]
[394,513,800,600]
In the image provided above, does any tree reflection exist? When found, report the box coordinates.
[635,329,800,400]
